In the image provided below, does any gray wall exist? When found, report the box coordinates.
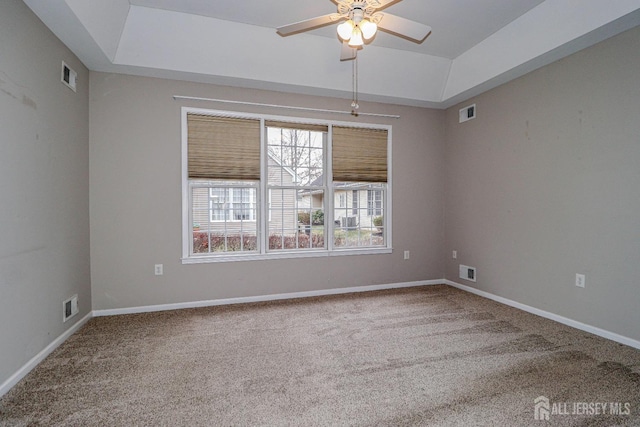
[444,26,640,341]
[0,0,91,386]
[5,0,637,393]
[89,73,445,310]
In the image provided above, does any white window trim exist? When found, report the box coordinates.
[181,107,392,263]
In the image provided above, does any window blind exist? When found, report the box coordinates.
[265,120,328,133]
[332,126,388,183]
[187,113,261,180]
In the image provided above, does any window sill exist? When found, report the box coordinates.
[182,247,393,264]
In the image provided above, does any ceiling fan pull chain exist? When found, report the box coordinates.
[351,55,359,116]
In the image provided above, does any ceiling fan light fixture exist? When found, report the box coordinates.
[359,19,377,40]
[277,0,432,62]
[337,20,354,40]
[348,26,364,47]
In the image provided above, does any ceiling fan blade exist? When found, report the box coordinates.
[340,40,357,61]
[369,0,403,11]
[374,12,431,43]
[277,13,343,36]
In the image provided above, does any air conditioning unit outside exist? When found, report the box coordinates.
[340,216,357,228]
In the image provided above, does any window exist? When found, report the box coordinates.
[352,190,358,215]
[333,185,386,248]
[210,188,256,222]
[267,123,326,250]
[192,182,258,254]
[182,108,391,262]
[367,190,382,216]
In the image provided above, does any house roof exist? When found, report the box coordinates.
[299,177,374,197]
[267,149,297,181]
[22,1,640,108]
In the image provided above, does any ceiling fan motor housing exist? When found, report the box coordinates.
[338,1,376,20]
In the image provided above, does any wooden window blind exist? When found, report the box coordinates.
[265,120,328,133]
[332,126,388,183]
[187,113,261,180]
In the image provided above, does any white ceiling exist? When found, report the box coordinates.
[23,0,640,108]
[127,0,546,59]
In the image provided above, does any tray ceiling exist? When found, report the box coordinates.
[23,0,640,107]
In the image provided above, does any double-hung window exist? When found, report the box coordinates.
[182,108,391,262]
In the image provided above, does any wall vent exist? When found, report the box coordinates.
[459,104,476,123]
[61,61,77,92]
[63,295,79,322]
[459,264,477,282]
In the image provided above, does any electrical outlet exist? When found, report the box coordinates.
[575,273,585,288]
[155,264,163,276]
[452,250,457,259]
[403,250,410,260]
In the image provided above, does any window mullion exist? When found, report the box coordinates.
[326,126,333,252]
[260,118,268,255]
[188,182,195,256]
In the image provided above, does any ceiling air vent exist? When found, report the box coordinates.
[61,61,77,92]
[459,104,476,123]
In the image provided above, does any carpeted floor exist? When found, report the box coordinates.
[1,285,639,426]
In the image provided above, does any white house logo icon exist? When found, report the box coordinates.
[535,396,550,420]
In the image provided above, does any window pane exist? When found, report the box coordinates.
[267,125,325,252]
[334,185,385,248]
[268,188,325,251]
[193,187,211,229]
[193,232,258,253]
[191,183,258,254]
[352,190,358,215]
[267,127,324,185]
[209,187,257,223]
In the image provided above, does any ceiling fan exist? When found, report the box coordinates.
[277,0,431,61]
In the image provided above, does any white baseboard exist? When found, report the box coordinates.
[0,312,92,398]
[444,279,640,350]
[5,279,638,400]
[92,279,443,317]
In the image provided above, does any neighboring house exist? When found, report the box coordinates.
[300,177,383,229]
[334,185,382,229]
[192,154,298,234]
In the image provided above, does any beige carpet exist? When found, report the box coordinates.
[1,285,639,426]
